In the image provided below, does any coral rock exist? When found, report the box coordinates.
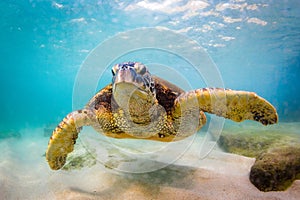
[249,146,300,191]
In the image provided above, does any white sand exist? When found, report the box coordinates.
[0,126,299,200]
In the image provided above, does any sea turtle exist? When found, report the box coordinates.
[46,62,278,170]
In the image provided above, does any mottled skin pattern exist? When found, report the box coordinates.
[46,62,278,170]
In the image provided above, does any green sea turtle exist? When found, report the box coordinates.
[46,62,278,170]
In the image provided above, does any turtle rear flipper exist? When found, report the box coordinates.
[173,88,278,125]
[46,109,95,170]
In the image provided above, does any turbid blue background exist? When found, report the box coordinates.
[1,0,299,131]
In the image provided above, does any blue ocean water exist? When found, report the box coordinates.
[1,1,300,199]
[1,0,299,132]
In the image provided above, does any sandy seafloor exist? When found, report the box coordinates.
[0,122,299,200]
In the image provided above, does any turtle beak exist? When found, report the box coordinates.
[113,65,145,90]
[115,67,135,83]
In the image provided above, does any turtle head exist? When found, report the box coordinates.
[111,62,156,112]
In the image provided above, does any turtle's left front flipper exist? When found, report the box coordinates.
[46,109,96,170]
[173,88,278,125]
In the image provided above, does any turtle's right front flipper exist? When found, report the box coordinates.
[46,109,95,170]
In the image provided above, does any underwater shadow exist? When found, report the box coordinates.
[69,162,200,199]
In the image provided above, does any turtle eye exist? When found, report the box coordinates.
[134,62,147,75]
[112,64,119,76]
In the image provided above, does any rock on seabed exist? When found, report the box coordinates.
[250,146,300,191]
[218,124,300,192]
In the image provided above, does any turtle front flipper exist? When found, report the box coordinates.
[46,109,96,170]
[173,88,278,125]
